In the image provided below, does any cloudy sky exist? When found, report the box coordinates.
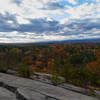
[0,0,100,43]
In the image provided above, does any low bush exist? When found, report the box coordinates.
[0,64,8,73]
[0,66,8,73]
[62,61,73,82]
[70,67,92,87]
[18,63,33,78]
[51,71,61,86]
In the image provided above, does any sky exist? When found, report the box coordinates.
[0,0,100,43]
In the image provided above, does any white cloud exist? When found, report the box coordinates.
[0,0,65,24]
[1,0,99,23]
[0,0,100,43]
[84,28,100,34]
[7,20,13,24]
[0,0,47,24]
[0,30,100,43]
[16,16,30,24]
[58,1,100,23]
[65,3,93,19]
[96,0,100,2]
[65,0,77,5]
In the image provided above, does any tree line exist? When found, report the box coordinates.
[0,43,100,87]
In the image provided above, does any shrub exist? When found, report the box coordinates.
[96,80,100,86]
[51,71,61,86]
[70,67,92,87]
[18,63,33,78]
[62,61,73,82]
[0,66,8,73]
[89,89,95,96]
[0,63,8,73]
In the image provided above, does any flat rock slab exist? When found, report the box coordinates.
[0,73,98,100]
[59,83,90,96]
[0,87,17,100]
[17,87,46,100]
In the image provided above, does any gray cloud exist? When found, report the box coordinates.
[42,2,65,10]
[0,12,18,32]
[17,18,59,33]
[11,0,22,5]
[0,11,100,42]
[59,18,100,36]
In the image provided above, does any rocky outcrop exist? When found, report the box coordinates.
[0,73,98,100]
[0,87,17,100]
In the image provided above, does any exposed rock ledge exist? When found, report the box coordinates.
[0,73,98,100]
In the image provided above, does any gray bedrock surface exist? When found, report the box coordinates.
[0,73,98,100]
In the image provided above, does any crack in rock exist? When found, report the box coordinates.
[0,82,57,100]
[0,73,98,100]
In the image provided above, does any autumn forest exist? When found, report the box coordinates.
[0,43,100,88]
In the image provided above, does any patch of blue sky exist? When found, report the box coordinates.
[76,0,97,5]
[59,1,77,7]
[48,14,70,21]
[59,0,98,7]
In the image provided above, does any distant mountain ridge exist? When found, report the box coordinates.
[0,38,100,46]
